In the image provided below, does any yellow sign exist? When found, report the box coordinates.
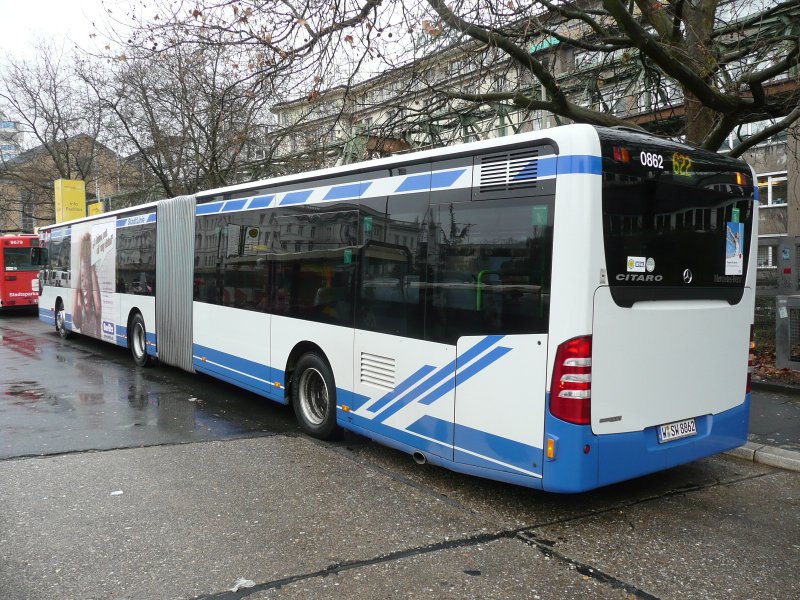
[88,201,104,216]
[54,179,86,223]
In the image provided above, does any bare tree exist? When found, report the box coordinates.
[78,1,338,198]
[0,44,109,230]
[120,1,799,160]
[364,0,800,155]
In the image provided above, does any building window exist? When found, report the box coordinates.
[758,245,775,269]
[758,172,788,205]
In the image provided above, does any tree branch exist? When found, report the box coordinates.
[728,105,800,157]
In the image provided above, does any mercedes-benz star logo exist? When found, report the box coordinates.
[683,269,693,284]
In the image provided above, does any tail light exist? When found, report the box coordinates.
[747,325,755,393]
[550,335,592,425]
[612,146,630,163]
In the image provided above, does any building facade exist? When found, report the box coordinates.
[270,0,798,289]
[0,112,22,163]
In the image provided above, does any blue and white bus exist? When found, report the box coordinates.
[38,124,757,492]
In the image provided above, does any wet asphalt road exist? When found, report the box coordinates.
[0,311,298,459]
[1,312,799,599]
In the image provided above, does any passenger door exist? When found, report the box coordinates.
[438,198,553,478]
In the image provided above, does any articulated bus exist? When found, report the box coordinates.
[38,124,757,492]
[1,234,41,310]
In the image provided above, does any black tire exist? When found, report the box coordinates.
[129,313,151,367]
[291,353,338,439]
[55,300,70,339]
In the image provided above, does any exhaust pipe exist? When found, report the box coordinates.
[412,451,427,465]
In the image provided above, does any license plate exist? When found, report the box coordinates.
[657,418,697,443]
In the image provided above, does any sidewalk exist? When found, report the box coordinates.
[727,381,800,472]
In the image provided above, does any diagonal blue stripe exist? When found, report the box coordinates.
[430,169,466,189]
[324,183,363,201]
[249,195,274,209]
[197,202,223,215]
[222,199,248,212]
[368,365,437,414]
[375,335,504,423]
[395,173,430,193]
[417,346,511,406]
[280,190,313,205]
[457,334,505,366]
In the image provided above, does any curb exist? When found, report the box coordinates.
[725,441,800,473]
[750,380,800,395]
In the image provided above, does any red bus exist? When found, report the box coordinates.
[1,234,41,310]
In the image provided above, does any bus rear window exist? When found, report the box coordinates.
[3,247,39,272]
[598,132,753,307]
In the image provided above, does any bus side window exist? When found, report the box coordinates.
[426,198,553,344]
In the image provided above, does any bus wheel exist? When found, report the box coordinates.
[292,353,338,439]
[55,301,70,339]
[129,313,151,367]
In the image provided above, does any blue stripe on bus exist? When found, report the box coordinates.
[324,182,366,201]
[431,169,466,188]
[146,332,157,356]
[453,420,542,476]
[344,409,452,458]
[186,155,600,214]
[249,195,274,209]
[408,415,542,477]
[394,173,429,193]
[394,169,466,194]
[342,411,541,478]
[117,213,157,228]
[192,343,272,391]
[280,190,313,205]
[374,335,505,422]
[366,365,437,414]
[197,202,224,215]
[222,199,248,212]
[557,154,602,176]
[339,415,544,489]
[417,345,511,406]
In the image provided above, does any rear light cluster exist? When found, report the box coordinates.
[747,325,755,394]
[550,335,592,425]
[612,146,630,163]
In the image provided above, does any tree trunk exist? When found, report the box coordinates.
[682,0,719,145]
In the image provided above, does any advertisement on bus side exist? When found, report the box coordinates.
[70,218,117,342]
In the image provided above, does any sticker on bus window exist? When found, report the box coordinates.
[725,222,744,276]
[732,208,740,223]
[532,205,548,226]
[627,256,646,273]
[343,249,352,265]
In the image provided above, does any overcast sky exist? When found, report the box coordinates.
[0,0,119,58]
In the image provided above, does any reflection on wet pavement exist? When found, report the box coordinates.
[0,315,298,459]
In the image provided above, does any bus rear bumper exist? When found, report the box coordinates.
[543,396,750,493]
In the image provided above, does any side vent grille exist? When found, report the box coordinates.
[508,150,540,190]
[360,352,395,390]
[473,142,556,201]
[479,149,540,193]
